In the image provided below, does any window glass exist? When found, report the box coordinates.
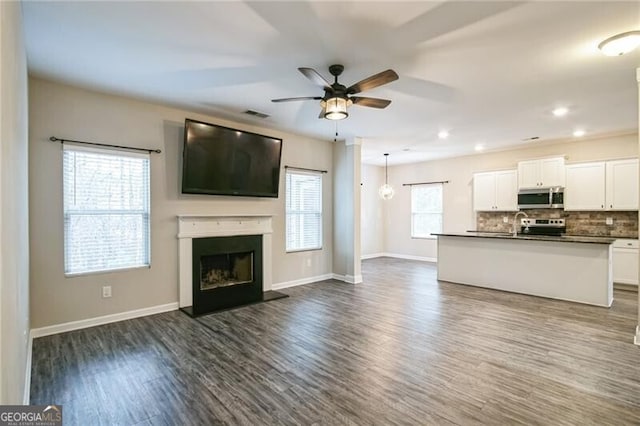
[63,145,150,275]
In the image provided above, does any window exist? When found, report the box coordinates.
[411,183,443,238]
[63,145,150,275]
[286,169,322,252]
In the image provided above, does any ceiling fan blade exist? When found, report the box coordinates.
[271,96,322,103]
[318,107,326,119]
[346,69,399,95]
[298,67,331,88]
[350,96,392,109]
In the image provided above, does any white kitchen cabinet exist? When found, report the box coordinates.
[613,239,639,286]
[495,170,518,211]
[517,157,565,189]
[605,159,638,210]
[473,172,496,211]
[473,170,518,211]
[564,162,606,211]
[517,160,540,189]
[565,159,638,211]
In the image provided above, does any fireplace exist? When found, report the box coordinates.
[200,252,253,290]
[178,215,287,317]
[192,235,263,316]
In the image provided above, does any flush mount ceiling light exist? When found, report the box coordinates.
[573,129,586,137]
[378,153,394,200]
[438,130,449,139]
[552,107,569,117]
[598,31,640,56]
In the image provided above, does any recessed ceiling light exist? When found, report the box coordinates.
[598,30,640,56]
[438,130,449,139]
[552,107,569,117]
[573,129,586,137]
[474,144,485,152]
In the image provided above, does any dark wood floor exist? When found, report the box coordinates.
[31,258,640,425]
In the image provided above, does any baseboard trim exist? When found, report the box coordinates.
[361,253,385,260]
[635,325,640,346]
[382,253,438,263]
[614,279,639,286]
[23,332,33,404]
[271,273,334,290]
[330,273,363,284]
[30,302,179,338]
[344,274,363,284]
[614,283,638,292]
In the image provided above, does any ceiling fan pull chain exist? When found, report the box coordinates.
[334,122,338,142]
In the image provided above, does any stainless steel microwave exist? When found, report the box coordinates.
[517,187,564,209]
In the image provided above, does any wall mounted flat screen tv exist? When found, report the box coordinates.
[181,119,283,197]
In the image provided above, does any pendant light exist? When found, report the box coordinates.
[378,153,394,200]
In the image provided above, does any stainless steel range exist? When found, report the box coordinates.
[520,218,566,236]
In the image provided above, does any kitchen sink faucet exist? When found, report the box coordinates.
[513,211,529,236]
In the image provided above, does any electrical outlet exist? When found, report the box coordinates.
[606,217,613,226]
[102,286,112,298]
[503,216,509,223]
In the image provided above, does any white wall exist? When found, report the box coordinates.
[361,133,638,259]
[0,1,30,404]
[361,164,384,257]
[29,78,334,328]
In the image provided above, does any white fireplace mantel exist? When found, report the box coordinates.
[177,215,274,308]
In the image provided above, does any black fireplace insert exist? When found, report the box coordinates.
[191,235,263,315]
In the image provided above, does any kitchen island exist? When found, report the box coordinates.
[434,232,614,307]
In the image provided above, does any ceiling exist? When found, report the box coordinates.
[22,1,640,166]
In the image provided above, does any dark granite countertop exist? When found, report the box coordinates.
[433,231,616,244]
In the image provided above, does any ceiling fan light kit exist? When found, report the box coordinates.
[598,30,640,56]
[272,64,398,121]
[379,153,394,200]
[323,96,350,120]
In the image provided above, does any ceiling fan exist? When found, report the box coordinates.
[272,64,399,120]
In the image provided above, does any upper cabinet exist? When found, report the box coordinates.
[517,157,565,189]
[565,162,606,210]
[473,170,518,212]
[565,159,638,211]
[605,159,638,210]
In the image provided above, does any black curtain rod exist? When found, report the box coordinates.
[49,136,162,154]
[285,165,327,174]
[402,180,449,186]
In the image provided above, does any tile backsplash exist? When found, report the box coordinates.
[477,210,638,238]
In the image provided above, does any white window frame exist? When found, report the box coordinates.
[411,183,443,239]
[285,169,323,252]
[63,144,151,276]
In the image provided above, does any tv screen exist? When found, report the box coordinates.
[181,119,283,197]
